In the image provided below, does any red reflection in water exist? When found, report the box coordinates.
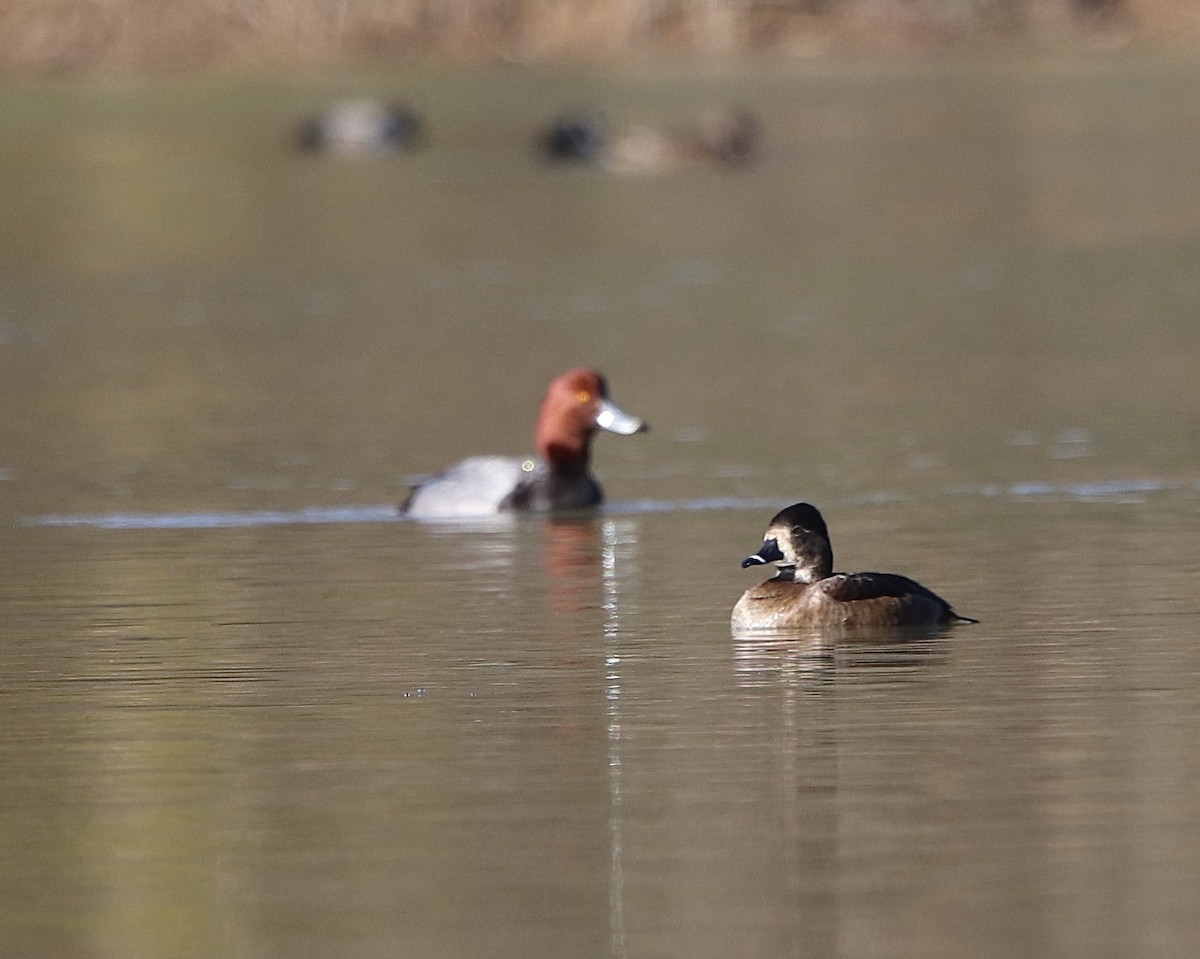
[538,516,604,614]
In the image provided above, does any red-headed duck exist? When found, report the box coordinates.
[401,368,647,519]
[296,99,423,156]
[732,503,977,630]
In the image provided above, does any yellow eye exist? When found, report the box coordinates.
[575,390,592,403]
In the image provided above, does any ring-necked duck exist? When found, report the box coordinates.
[401,368,647,519]
[538,107,760,174]
[540,112,609,163]
[732,503,977,630]
[296,99,423,156]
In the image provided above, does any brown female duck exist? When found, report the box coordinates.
[732,503,977,630]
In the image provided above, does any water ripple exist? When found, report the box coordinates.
[20,478,1189,530]
[27,505,403,530]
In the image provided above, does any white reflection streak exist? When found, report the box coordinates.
[603,518,627,959]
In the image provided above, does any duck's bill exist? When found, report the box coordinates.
[594,399,648,435]
[741,537,784,568]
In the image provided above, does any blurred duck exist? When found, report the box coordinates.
[540,112,609,163]
[296,99,423,156]
[538,107,760,173]
[732,503,977,630]
[401,368,647,520]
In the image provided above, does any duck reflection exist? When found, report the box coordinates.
[720,624,952,955]
[537,515,606,613]
[733,625,951,688]
[733,631,837,688]
[535,514,642,620]
[407,513,637,621]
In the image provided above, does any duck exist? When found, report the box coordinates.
[539,112,609,163]
[537,107,760,174]
[732,503,977,630]
[296,99,423,156]
[401,368,647,519]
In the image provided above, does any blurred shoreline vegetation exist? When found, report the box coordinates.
[0,0,1194,72]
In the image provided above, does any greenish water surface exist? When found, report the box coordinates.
[0,56,1198,959]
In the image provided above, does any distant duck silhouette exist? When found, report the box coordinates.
[539,113,609,162]
[296,99,423,156]
[538,107,760,173]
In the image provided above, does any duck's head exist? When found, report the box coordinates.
[741,502,833,583]
[536,368,648,468]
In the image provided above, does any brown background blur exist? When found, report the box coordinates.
[1,0,1194,73]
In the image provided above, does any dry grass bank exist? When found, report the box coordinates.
[0,0,1194,71]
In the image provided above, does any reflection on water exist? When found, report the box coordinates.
[601,517,633,959]
[1,57,1199,959]
[733,629,952,688]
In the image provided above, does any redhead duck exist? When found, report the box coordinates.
[538,107,760,173]
[732,503,977,630]
[401,368,647,519]
[296,99,423,156]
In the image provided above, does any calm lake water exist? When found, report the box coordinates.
[1,55,1198,959]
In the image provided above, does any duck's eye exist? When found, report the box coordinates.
[575,390,592,404]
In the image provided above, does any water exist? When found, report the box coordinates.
[1,56,1199,958]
